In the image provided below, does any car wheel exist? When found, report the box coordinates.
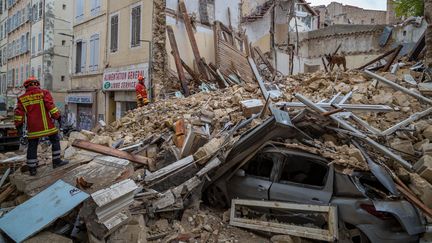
[205,185,228,208]
[339,222,371,243]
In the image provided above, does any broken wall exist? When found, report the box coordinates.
[288,24,385,73]
[165,0,241,77]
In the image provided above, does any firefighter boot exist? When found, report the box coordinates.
[53,159,69,168]
[29,167,37,176]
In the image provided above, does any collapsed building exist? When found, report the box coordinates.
[0,0,431,242]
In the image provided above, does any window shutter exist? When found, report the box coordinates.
[89,37,94,71]
[81,41,86,71]
[94,35,99,69]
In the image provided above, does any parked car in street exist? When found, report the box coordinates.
[205,112,426,243]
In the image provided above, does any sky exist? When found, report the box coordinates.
[309,0,387,10]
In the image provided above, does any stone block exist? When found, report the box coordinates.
[414,155,432,184]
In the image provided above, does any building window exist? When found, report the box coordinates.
[130,5,141,47]
[37,65,41,80]
[15,69,18,86]
[371,18,375,24]
[33,4,38,21]
[89,34,99,71]
[31,67,35,76]
[61,75,65,81]
[0,49,2,67]
[403,30,407,36]
[75,40,86,73]
[38,33,42,51]
[91,0,101,15]
[38,1,42,19]
[20,65,23,83]
[26,64,29,78]
[110,14,118,52]
[20,35,24,53]
[75,0,83,20]
[62,40,66,46]
[0,0,3,14]
[31,36,35,55]
[62,4,66,10]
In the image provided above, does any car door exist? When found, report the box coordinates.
[269,152,334,205]
[228,153,280,201]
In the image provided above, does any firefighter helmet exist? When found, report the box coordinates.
[23,76,40,88]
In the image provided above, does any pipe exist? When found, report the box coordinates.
[295,93,413,170]
[364,70,432,105]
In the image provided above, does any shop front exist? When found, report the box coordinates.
[103,64,149,123]
[65,90,97,131]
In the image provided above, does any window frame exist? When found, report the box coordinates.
[130,3,142,48]
[109,13,119,53]
[75,0,84,20]
[276,154,330,189]
[89,33,100,71]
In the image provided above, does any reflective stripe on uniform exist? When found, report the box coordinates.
[49,107,59,115]
[28,127,58,138]
[52,150,61,155]
[39,102,48,130]
[27,159,39,168]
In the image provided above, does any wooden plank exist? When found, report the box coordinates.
[382,44,403,72]
[0,180,89,242]
[144,155,194,183]
[248,57,268,99]
[230,199,338,242]
[167,25,190,96]
[254,47,275,75]
[196,157,221,177]
[0,185,15,203]
[356,46,398,70]
[321,57,328,72]
[232,199,331,212]
[231,218,333,242]
[72,139,150,165]
[181,59,201,84]
[179,0,208,80]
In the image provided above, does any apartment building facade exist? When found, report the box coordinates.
[103,0,153,123]
[30,0,72,110]
[6,0,31,89]
[69,0,107,130]
[0,0,8,96]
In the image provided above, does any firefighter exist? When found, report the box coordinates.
[135,75,149,107]
[14,77,69,176]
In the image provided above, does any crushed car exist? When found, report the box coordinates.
[204,110,427,243]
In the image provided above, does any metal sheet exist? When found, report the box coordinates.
[0,180,89,242]
[379,26,393,47]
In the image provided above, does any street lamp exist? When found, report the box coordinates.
[139,40,153,102]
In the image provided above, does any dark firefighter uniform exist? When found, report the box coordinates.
[135,75,149,107]
[14,77,68,176]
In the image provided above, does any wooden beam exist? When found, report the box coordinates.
[72,139,150,165]
[356,46,399,70]
[382,44,403,72]
[321,57,328,72]
[179,0,208,80]
[181,59,201,84]
[332,43,342,56]
[167,25,190,96]
[254,47,275,75]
